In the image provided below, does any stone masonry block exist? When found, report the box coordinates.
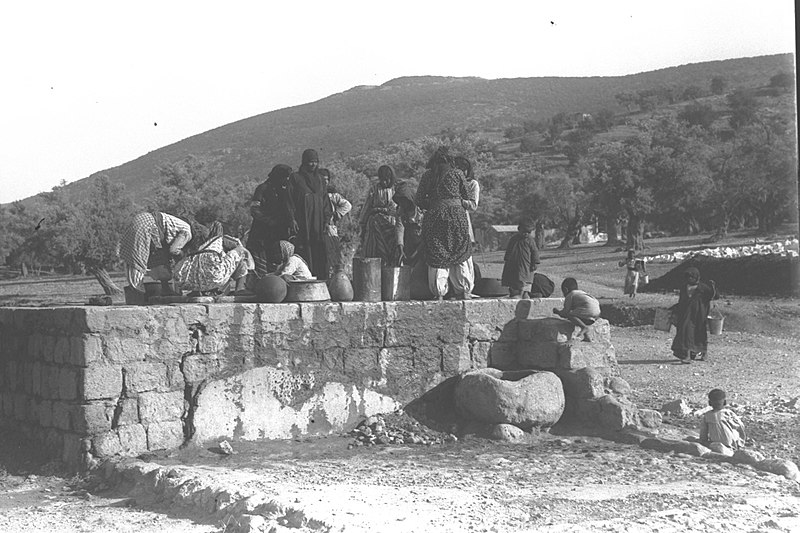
[555,367,606,400]
[118,424,148,454]
[124,362,168,393]
[41,335,56,363]
[80,364,123,400]
[584,319,611,343]
[80,401,116,434]
[104,336,149,364]
[517,340,559,369]
[61,432,82,465]
[412,346,442,377]
[181,353,223,385]
[381,346,416,396]
[518,318,573,342]
[93,430,123,457]
[50,401,71,430]
[58,367,79,401]
[31,361,42,397]
[147,420,185,450]
[116,398,140,427]
[463,299,518,323]
[471,341,491,369]
[495,321,518,342]
[81,306,153,334]
[337,302,386,348]
[442,344,471,374]
[488,342,517,371]
[34,398,53,428]
[558,340,616,370]
[53,336,71,365]
[69,335,105,367]
[468,323,494,341]
[40,365,59,400]
[343,348,381,382]
[27,335,43,361]
[139,391,185,424]
[514,298,564,321]
[22,361,33,394]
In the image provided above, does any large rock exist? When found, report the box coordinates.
[453,368,564,431]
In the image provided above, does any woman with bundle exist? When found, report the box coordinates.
[173,222,253,295]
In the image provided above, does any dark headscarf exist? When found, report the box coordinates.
[453,156,474,180]
[301,149,319,165]
[393,180,416,208]
[425,146,453,170]
[268,164,293,183]
[685,267,701,284]
[377,165,396,187]
[518,220,535,234]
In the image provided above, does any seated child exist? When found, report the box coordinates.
[274,240,313,281]
[699,389,746,456]
[501,221,541,299]
[552,277,601,340]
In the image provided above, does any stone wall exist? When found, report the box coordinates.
[0,299,561,466]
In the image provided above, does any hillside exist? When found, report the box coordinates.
[38,54,796,203]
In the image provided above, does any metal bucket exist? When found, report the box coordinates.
[708,316,724,335]
[381,266,412,301]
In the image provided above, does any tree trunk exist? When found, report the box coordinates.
[559,215,583,249]
[626,213,646,251]
[90,267,123,295]
[534,221,546,250]
[604,219,623,247]
[21,262,28,277]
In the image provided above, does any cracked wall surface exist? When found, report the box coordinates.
[0,299,562,466]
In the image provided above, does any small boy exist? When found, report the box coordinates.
[552,277,601,340]
[699,389,746,456]
[501,221,541,299]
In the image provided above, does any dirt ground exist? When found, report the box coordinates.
[1,230,799,532]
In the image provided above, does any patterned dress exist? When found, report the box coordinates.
[173,236,247,293]
[359,183,397,263]
[416,166,472,269]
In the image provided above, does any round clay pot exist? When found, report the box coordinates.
[254,275,287,303]
[328,271,354,301]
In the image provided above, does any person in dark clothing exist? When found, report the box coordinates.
[501,221,541,298]
[288,149,328,279]
[670,267,717,363]
[246,164,296,277]
[392,180,424,267]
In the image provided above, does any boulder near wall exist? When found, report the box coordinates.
[453,368,565,431]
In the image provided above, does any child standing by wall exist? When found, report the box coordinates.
[501,221,541,299]
[552,277,601,340]
[699,389,747,456]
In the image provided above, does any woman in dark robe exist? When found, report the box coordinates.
[392,180,423,266]
[246,164,296,277]
[416,147,473,299]
[359,165,398,265]
[670,266,718,363]
[287,149,328,279]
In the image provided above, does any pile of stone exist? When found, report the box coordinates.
[644,238,799,263]
[346,413,457,448]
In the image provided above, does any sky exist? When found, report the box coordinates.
[0,0,795,204]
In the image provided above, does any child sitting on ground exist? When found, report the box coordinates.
[552,277,601,340]
[699,388,746,456]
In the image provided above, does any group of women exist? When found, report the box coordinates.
[121,146,481,300]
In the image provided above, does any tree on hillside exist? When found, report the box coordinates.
[587,137,659,251]
[678,102,716,130]
[0,202,37,272]
[681,85,706,101]
[710,76,727,95]
[150,155,256,238]
[615,92,638,113]
[769,71,793,92]
[727,89,760,130]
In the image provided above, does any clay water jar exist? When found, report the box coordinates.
[328,271,354,301]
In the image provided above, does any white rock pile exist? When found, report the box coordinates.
[644,238,799,264]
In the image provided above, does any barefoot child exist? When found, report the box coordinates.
[552,277,601,340]
[699,389,746,456]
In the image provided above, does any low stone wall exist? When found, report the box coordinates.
[0,299,562,466]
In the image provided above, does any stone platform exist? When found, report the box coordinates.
[1,298,578,466]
